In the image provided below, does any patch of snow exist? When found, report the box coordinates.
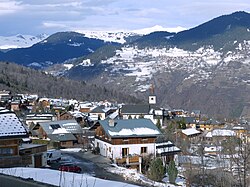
[0,167,139,187]
[63,63,74,70]
[212,129,236,137]
[78,59,94,67]
[181,128,201,136]
[0,112,27,137]
[60,148,83,152]
[108,127,160,136]
[68,42,84,47]
[0,34,47,49]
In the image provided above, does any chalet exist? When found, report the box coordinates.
[197,118,223,131]
[181,128,201,141]
[190,110,201,121]
[58,111,74,120]
[89,105,117,121]
[25,113,56,128]
[173,116,197,128]
[205,129,236,143]
[120,104,164,126]
[92,119,180,171]
[0,108,47,168]
[30,120,83,148]
[232,125,248,141]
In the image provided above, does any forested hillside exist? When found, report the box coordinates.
[0,62,141,103]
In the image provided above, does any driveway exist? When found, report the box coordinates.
[48,150,144,186]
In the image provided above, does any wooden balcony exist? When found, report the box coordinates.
[115,155,141,166]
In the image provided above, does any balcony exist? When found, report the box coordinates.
[115,155,141,166]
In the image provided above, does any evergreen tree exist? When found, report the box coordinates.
[156,118,161,131]
[148,158,165,182]
[167,160,178,184]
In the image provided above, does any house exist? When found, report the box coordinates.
[30,120,83,148]
[89,105,117,121]
[205,129,236,143]
[181,128,201,141]
[58,111,74,120]
[120,104,164,126]
[173,116,197,128]
[197,119,223,131]
[92,119,180,171]
[0,108,47,168]
[25,113,56,128]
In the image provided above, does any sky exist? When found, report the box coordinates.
[0,0,250,36]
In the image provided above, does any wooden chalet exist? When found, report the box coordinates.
[0,108,47,167]
[91,119,180,171]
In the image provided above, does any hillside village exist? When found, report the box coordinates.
[0,89,250,186]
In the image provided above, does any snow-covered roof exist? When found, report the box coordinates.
[233,126,246,130]
[182,128,201,136]
[38,120,82,135]
[205,131,212,138]
[0,110,28,139]
[204,146,222,152]
[98,119,161,138]
[156,146,181,154]
[212,129,236,137]
[107,111,119,119]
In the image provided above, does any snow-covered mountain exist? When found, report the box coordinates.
[76,25,186,44]
[0,34,47,50]
[47,12,250,118]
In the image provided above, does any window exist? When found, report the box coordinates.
[0,148,14,155]
[141,147,147,154]
[122,148,129,157]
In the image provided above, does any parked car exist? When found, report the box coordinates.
[47,149,61,163]
[59,164,82,173]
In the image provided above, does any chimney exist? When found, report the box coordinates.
[108,119,115,127]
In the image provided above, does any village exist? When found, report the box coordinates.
[0,89,250,187]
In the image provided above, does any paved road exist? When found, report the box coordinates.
[49,151,144,186]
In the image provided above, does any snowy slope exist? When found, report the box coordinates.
[76,25,186,44]
[0,34,47,49]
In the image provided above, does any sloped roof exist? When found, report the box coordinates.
[98,119,161,138]
[39,120,82,135]
[0,110,28,139]
[90,105,105,113]
[182,128,201,136]
[212,129,236,137]
[174,116,196,124]
[48,133,77,142]
[121,104,150,114]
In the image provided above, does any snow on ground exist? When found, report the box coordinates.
[0,34,47,49]
[100,46,224,92]
[107,164,185,187]
[60,148,84,152]
[0,168,140,187]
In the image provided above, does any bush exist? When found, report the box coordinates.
[92,147,100,155]
[148,158,165,182]
[167,160,178,184]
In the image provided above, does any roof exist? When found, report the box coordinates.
[0,110,28,139]
[48,133,77,142]
[90,105,105,113]
[39,120,82,135]
[121,104,150,114]
[212,129,236,137]
[182,128,201,136]
[98,119,161,138]
[174,116,196,124]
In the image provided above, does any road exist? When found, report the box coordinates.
[49,151,144,186]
